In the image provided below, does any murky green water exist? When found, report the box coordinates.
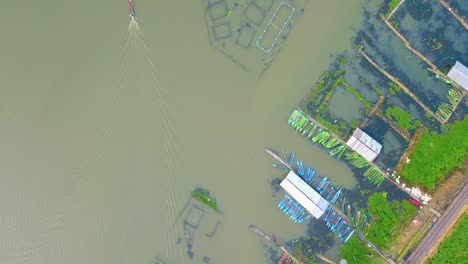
[0,0,366,263]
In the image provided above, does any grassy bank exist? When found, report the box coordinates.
[429,214,468,263]
[401,116,468,190]
[339,236,385,264]
[367,192,416,250]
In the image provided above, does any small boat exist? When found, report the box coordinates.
[408,198,422,207]
[317,177,328,191]
[344,230,355,243]
[331,189,342,204]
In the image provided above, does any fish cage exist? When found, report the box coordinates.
[202,0,306,77]
[364,115,408,171]
[391,0,468,70]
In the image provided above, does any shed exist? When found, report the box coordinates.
[447,61,468,91]
[280,170,329,219]
[346,128,382,162]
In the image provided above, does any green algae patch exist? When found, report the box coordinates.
[192,189,218,211]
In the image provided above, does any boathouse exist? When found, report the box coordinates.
[447,61,468,91]
[280,170,329,219]
[346,128,382,162]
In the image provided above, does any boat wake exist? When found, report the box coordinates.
[128,18,181,262]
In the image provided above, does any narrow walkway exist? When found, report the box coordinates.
[358,49,446,124]
[406,185,468,264]
[382,18,438,71]
[438,0,468,31]
[386,0,407,20]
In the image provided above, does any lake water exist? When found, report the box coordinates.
[0,0,368,263]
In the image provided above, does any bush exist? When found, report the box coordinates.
[401,116,468,190]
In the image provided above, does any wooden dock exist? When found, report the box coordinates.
[249,225,303,264]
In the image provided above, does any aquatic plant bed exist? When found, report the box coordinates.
[299,60,375,138]
[391,0,468,71]
[288,109,388,187]
[201,0,306,77]
[192,188,218,211]
[428,214,468,264]
[400,115,468,191]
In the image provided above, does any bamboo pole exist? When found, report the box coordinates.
[386,0,407,20]
[438,0,468,31]
[382,17,439,71]
[358,48,446,124]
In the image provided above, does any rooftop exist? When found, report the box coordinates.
[447,61,468,91]
[280,170,329,219]
[346,128,382,162]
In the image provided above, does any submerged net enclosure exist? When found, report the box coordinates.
[392,0,468,70]
[202,0,306,77]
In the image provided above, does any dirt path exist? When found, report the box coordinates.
[406,184,468,264]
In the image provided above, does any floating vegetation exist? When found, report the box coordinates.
[341,80,372,113]
[385,105,421,131]
[192,189,217,211]
[345,152,370,169]
[388,82,401,96]
[426,37,442,50]
[435,88,464,121]
[363,167,385,187]
[384,0,401,17]
[330,145,346,159]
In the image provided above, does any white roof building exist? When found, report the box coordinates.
[346,128,382,162]
[447,61,468,91]
[280,170,329,219]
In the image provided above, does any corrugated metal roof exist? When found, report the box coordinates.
[447,61,468,91]
[346,128,382,162]
[280,171,329,219]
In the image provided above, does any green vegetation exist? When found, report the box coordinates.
[363,167,385,187]
[385,0,401,17]
[388,82,401,96]
[385,105,421,130]
[340,57,347,65]
[429,215,468,263]
[426,38,442,50]
[367,192,417,250]
[436,88,464,121]
[315,115,342,137]
[341,80,372,113]
[351,119,360,128]
[317,77,342,113]
[371,85,382,95]
[389,20,399,30]
[339,236,384,264]
[192,190,217,210]
[401,116,468,190]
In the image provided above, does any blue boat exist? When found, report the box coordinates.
[287,152,295,166]
[317,177,328,190]
[331,189,342,204]
[344,230,355,243]
[326,187,335,200]
[319,181,330,194]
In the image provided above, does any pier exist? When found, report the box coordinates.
[358,48,446,124]
[382,16,439,72]
[265,148,398,264]
[249,225,303,264]
[282,108,426,202]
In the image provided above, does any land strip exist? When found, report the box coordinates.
[406,185,468,264]
[386,0,407,20]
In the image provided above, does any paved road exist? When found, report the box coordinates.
[406,185,468,264]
